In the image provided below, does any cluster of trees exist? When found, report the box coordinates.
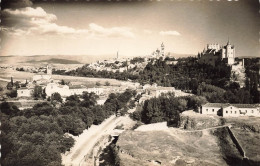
[1,89,135,166]
[132,95,207,126]
[244,58,260,103]
[104,89,136,116]
[1,102,74,166]
[139,57,231,89]
[197,82,252,104]
[130,57,145,64]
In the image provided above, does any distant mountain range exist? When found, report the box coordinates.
[0,55,103,65]
[26,58,81,64]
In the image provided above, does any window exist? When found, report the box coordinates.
[252,110,254,113]
[246,110,247,113]
[235,111,236,114]
[231,111,232,114]
[226,111,228,113]
[212,109,214,112]
[21,91,23,94]
[230,107,232,109]
[206,109,208,111]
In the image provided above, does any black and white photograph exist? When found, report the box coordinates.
[0,0,259,165]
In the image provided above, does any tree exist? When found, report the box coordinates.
[60,79,66,85]
[132,109,142,121]
[14,81,20,89]
[51,92,63,103]
[80,107,94,128]
[105,81,110,86]
[11,77,13,86]
[96,82,101,86]
[33,86,43,99]
[66,94,80,103]
[91,105,106,125]
[6,82,13,90]
[6,90,17,98]
[0,102,20,117]
[81,92,98,108]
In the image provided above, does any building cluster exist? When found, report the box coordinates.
[87,42,172,74]
[200,103,260,117]
[87,58,145,73]
[16,65,104,98]
[138,83,191,104]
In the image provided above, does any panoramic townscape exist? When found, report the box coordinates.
[0,0,259,166]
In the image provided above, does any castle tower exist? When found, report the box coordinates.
[47,64,52,75]
[226,39,235,65]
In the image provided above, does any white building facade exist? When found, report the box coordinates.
[201,103,260,117]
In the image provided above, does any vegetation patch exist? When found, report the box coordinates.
[116,129,230,166]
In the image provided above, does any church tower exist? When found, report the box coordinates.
[161,42,165,57]
[47,64,52,75]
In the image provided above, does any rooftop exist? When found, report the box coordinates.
[203,103,259,109]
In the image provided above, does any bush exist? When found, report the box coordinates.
[6,90,17,98]
[105,81,110,86]
[131,110,142,121]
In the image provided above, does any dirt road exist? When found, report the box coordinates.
[62,115,123,166]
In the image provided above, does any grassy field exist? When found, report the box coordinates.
[117,128,238,166]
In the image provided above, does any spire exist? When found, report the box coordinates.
[227,37,230,45]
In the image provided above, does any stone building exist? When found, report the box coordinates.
[200,103,260,117]
[17,88,34,97]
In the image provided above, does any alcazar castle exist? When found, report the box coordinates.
[198,40,236,66]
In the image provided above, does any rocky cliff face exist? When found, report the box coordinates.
[179,112,225,130]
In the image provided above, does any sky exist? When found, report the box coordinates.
[0,0,259,59]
